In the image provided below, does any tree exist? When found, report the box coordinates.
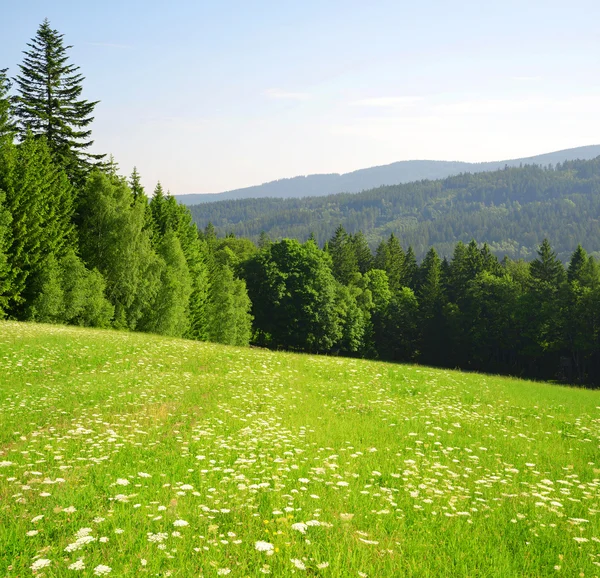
[242,239,341,352]
[206,264,252,346]
[27,250,113,327]
[129,167,145,202]
[77,171,161,329]
[327,225,358,285]
[14,19,104,183]
[374,287,419,362]
[417,247,448,364]
[139,230,192,337]
[401,246,418,290]
[0,135,75,317]
[567,244,588,284]
[333,283,367,354]
[530,239,566,286]
[385,234,405,295]
[352,231,373,274]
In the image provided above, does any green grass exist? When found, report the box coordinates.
[1,321,600,577]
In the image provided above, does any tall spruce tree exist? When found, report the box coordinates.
[14,19,104,184]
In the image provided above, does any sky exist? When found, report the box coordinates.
[1,0,600,194]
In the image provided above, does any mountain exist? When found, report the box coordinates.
[188,155,600,263]
[176,145,600,205]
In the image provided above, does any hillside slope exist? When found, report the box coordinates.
[177,145,600,204]
[1,322,600,576]
[189,156,600,261]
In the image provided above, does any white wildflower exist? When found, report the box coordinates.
[255,540,274,552]
[291,559,306,570]
[291,522,308,534]
[31,558,52,571]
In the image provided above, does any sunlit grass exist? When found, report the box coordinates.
[1,321,600,577]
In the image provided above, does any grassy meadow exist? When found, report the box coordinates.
[1,321,600,577]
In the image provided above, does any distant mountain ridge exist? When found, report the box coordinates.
[187,154,600,263]
[176,145,600,205]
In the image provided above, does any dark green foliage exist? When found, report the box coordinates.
[374,287,420,362]
[14,19,103,184]
[327,225,359,285]
[352,231,373,274]
[188,158,600,262]
[242,239,341,352]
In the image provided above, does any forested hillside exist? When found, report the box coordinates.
[2,21,600,387]
[189,159,600,261]
[176,144,600,204]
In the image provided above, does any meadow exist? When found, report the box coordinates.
[1,321,600,577]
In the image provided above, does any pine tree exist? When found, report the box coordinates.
[401,246,418,289]
[129,167,145,203]
[258,230,271,249]
[328,225,358,284]
[567,244,588,284]
[385,234,405,295]
[14,19,104,184]
[530,239,566,286]
[352,230,373,274]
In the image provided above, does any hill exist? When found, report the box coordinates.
[189,155,600,261]
[177,145,600,205]
[1,321,600,576]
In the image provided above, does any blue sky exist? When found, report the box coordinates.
[1,0,600,193]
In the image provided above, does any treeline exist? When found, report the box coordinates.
[2,21,599,386]
[240,230,600,385]
[188,159,600,262]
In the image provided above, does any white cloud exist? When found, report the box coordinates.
[264,88,312,100]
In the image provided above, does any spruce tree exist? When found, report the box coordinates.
[401,246,418,290]
[14,19,104,183]
[129,167,144,203]
[0,135,75,316]
[352,231,373,274]
[328,225,358,285]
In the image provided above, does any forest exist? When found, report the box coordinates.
[1,21,599,385]
[188,159,600,263]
